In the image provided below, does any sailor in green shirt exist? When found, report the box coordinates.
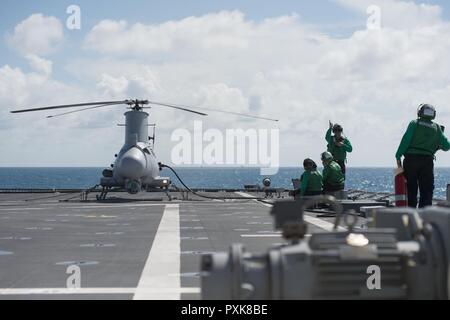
[299,159,323,196]
[396,104,450,208]
[321,152,345,193]
[291,159,323,197]
[326,122,353,175]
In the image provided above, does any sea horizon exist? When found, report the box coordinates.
[0,167,449,199]
[2,166,450,169]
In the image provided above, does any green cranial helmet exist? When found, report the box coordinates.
[321,152,333,161]
[332,124,343,133]
[303,158,317,169]
[418,104,436,120]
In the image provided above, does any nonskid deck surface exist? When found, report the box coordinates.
[0,191,367,300]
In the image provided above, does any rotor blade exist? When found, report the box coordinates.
[196,108,279,122]
[46,103,123,118]
[148,101,208,116]
[149,100,278,122]
[10,101,127,114]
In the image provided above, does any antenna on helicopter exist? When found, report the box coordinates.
[149,124,156,149]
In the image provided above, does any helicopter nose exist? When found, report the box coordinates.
[118,147,146,179]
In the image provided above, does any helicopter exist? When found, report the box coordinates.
[11,99,278,199]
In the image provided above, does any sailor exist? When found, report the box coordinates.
[321,152,345,193]
[396,104,450,208]
[326,122,353,175]
[294,158,323,197]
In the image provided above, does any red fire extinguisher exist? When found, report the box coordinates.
[394,168,408,207]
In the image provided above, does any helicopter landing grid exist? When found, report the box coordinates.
[0,191,366,300]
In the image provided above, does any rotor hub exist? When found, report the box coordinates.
[125,99,149,111]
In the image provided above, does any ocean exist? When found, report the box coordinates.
[0,167,449,199]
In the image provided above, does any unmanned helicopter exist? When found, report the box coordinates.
[11,99,278,199]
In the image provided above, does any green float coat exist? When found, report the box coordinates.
[300,170,323,196]
[396,119,450,160]
[325,128,353,162]
[322,161,345,187]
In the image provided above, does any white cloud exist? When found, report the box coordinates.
[6,13,64,56]
[0,64,57,109]
[195,83,249,114]
[78,8,450,166]
[97,74,129,98]
[25,54,53,76]
[84,11,305,56]
[4,6,450,167]
[336,0,443,29]
[0,63,126,166]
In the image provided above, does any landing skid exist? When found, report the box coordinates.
[96,187,111,201]
[94,186,172,202]
[163,188,172,201]
[146,186,173,201]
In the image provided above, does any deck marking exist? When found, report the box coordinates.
[235,192,273,208]
[60,204,164,209]
[303,215,346,232]
[0,287,199,296]
[241,234,312,238]
[235,192,346,232]
[241,234,281,238]
[133,204,180,300]
[0,208,48,211]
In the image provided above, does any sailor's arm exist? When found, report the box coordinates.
[395,121,416,161]
[322,167,329,183]
[439,131,450,152]
[325,128,333,144]
[343,138,353,153]
[300,172,310,197]
[318,171,323,185]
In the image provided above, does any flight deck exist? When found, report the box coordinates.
[0,191,372,300]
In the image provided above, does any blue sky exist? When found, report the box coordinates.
[1,0,448,74]
[1,0,450,167]
[0,0,353,86]
[0,0,358,29]
[1,0,449,31]
[0,1,359,66]
[2,0,450,79]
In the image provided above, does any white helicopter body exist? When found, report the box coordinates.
[101,110,170,194]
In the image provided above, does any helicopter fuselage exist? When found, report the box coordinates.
[100,110,170,194]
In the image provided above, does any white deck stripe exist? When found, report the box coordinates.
[0,287,199,295]
[133,204,181,300]
[235,192,346,232]
[0,204,163,211]
[61,204,165,209]
[241,234,281,238]
[234,192,273,208]
[303,215,345,232]
[241,234,313,239]
[0,208,47,211]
